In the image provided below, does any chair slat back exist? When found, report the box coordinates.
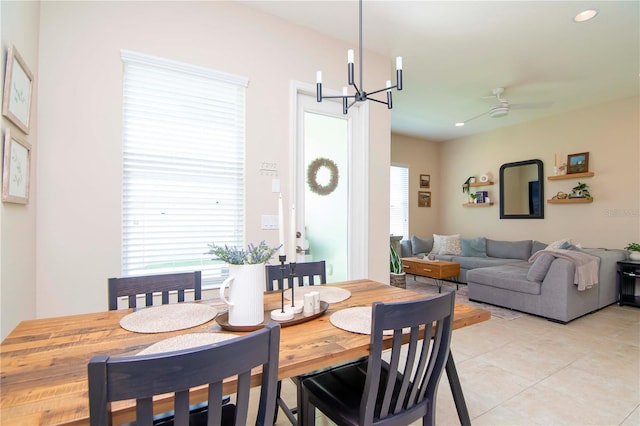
[361,291,455,425]
[108,271,202,310]
[265,261,326,291]
[88,323,280,426]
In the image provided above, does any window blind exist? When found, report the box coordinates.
[390,165,409,240]
[121,50,248,287]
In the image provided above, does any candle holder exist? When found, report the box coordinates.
[287,262,303,314]
[270,255,294,321]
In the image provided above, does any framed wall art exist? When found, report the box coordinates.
[420,174,430,188]
[2,45,34,134]
[418,191,431,208]
[567,152,589,174]
[2,128,31,204]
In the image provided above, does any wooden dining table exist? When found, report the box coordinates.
[0,279,490,425]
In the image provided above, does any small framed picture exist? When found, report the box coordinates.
[566,152,589,174]
[2,129,31,204]
[2,45,34,134]
[419,174,430,188]
[418,191,431,208]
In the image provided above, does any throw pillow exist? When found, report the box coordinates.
[460,237,487,257]
[411,235,433,255]
[433,234,461,255]
[547,238,571,250]
[527,253,555,282]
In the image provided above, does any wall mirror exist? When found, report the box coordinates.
[500,159,544,219]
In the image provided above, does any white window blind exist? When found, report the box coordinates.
[121,50,248,287]
[390,165,409,240]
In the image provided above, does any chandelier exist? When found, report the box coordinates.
[315,0,403,114]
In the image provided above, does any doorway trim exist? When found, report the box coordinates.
[289,81,369,280]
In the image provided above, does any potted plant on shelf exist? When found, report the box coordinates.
[624,243,640,261]
[390,245,406,289]
[569,182,591,199]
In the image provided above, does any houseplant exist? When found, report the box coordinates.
[390,245,406,288]
[569,182,591,198]
[624,243,640,261]
[207,241,281,265]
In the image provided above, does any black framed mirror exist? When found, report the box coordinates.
[500,159,544,219]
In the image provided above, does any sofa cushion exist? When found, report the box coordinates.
[460,237,487,257]
[450,256,523,270]
[547,238,572,249]
[527,253,555,282]
[486,239,532,261]
[410,235,433,255]
[433,234,461,255]
[467,265,541,295]
[531,240,548,256]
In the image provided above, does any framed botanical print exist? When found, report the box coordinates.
[2,129,31,204]
[2,45,34,134]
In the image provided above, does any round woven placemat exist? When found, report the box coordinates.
[330,307,372,334]
[330,307,406,335]
[284,286,351,304]
[120,304,218,334]
[137,333,238,356]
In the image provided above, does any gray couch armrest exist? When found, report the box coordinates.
[400,240,413,258]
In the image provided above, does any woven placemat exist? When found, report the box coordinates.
[330,307,372,334]
[330,307,407,335]
[137,333,239,356]
[120,304,218,334]
[284,286,351,304]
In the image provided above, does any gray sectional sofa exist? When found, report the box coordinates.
[400,235,627,323]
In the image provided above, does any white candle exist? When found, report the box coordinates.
[316,71,322,84]
[396,56,403,70]
[278,194,285,256]
[348,49,354,64]
[386,80,392,91]
[289,204,296,260]
[343,86,348,96]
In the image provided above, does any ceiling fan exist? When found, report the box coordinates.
[455,87,553,126]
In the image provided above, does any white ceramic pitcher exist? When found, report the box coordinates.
[219,263,265,326]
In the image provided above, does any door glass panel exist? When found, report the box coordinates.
[303,111,348,282]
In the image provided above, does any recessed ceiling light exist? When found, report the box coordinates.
[574,9,598,23]
[455,122,465,127]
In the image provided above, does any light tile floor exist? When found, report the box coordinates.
[265,302,639,425]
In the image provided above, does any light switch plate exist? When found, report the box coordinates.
[272,179,280,193]
[261,215,279,230]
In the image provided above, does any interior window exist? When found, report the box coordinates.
[390,165,409,240]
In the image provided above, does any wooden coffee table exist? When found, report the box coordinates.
[402,257,461,292]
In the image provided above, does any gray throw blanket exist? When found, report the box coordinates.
[529,248,600,291]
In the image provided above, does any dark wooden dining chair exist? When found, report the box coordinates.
[265,260,326,424]
[108,271,202,310]
[88,322,280,426]
[265,260,326,291]
[300,291,456,426]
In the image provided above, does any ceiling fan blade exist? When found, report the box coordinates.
[510,101,554,110]
[460,109,491,125]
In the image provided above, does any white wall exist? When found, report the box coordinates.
[394,96,639,249]
[1,1,39,340]
[34,1,391,319]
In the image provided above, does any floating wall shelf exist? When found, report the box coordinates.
[548,172,594,181]
[547,197,593,204]
[462,202,494,207]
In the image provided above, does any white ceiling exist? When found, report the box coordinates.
[240,1,639,142]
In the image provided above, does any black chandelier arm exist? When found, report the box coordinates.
[367,85,397,97]
[367,97,390,106]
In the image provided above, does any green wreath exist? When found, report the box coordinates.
[307,157,339,196]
